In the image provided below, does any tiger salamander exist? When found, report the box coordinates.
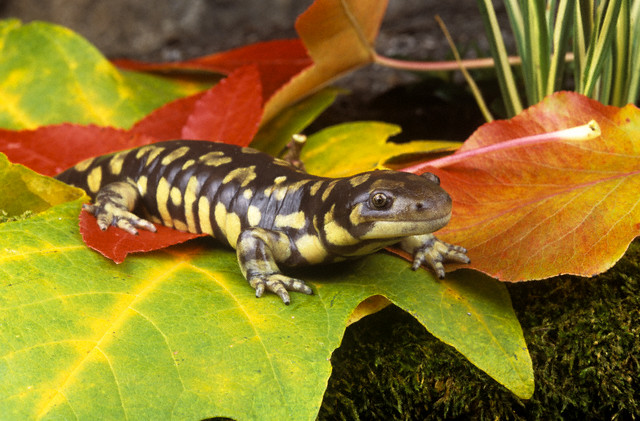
[56,140,470,304]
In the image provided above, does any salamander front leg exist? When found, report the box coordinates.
[236,228,313,305]
[399,234,470,278]
[84,181,156,235]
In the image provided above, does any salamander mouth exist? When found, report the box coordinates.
[359,213,452,240]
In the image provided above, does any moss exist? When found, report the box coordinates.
[319,242,640,420]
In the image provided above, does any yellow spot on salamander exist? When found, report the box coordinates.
[241,147,260,154]
[198,196,213,235]
[322,180,338,201]
[295,234,329,264]
[184,177,199,232]
[247,205,262,226]
[263,186,275,196]
[242,189,253,200]
[214,202,227,237]
[173,219,188,232]
[161,146,190,165]
[349,173,371,187]
[274,211,306,230]
[170,186,182,207]
[273,158,291,166]
[349,203,364,226]
[87,166,102,193]
[274,176,287,184]
[156,177,172,227]
[147,147,165,165]
[222,166,256,187]
[324,222,359,246]
[74,157,95,172]
[199,151,231,167]
[324,204,358,245]
[274,188,287,201]
[108,151,128,175]
[137,176,148,197]
[291,180,311,190]
[182,159,195,170]
[136,146,166,166]
[226,212,242,248]
[214,202,242,247]
[309,180,323,196]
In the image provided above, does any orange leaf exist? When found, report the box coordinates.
[263,0,388,121]
[417,92,640,281]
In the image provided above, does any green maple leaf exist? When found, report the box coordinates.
[0,154,532,420]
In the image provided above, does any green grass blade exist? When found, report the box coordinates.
[625,0,640,104]
[476,0,523,116]
[573,1,591,90]
[610,0,631,106]
[502,0,525,62]
[547,0,575,95]
[581,0,623,97]
[599,47,614,104]
[522,0,551,104]
[503,0,532,104]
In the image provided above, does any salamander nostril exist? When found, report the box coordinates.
[416,202,424,210]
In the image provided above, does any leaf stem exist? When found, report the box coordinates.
[402,120,601,172]
[373,53,522,71]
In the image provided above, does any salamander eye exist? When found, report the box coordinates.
[370,192,391,209]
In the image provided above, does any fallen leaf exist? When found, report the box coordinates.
[263,0,388,122]
[181,66,263,144]
[0,153,85,215]
[112,0,388,124]
[416,92,640,281]
[130,66,263,145]
[0,20,206,130]
[79,210,206,264]
[0,125,155,176]
[250,87,341,156]
[114,39,312,102]
[1,66,262,177]
[0,192,531,420]
[129,93,206,141]
[301,121,461,177]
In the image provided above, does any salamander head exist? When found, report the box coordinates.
[330,170,452,242]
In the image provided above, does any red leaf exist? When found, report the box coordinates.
[181,66,263,146]
[79,210,206,264]
[73,67,264,260]
[130,92,205,141]
[114,39,312,101]
[0,125,154,176]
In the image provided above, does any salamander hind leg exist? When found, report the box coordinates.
[236,228,313,305]
[84,181,156,235]
[399,234,470,278]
